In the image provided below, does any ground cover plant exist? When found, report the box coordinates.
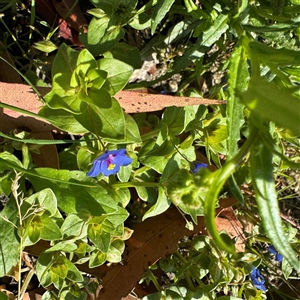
[0,0,300,299]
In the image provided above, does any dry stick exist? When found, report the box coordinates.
[0,82,225,122]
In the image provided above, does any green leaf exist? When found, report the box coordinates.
[173,13,228,71]
[74,96,126,142]
[184,105,207,132]
[0,198,20,277]
[88,224,111,252]
[151,0,175,34]
[129,12,151,30]
[44,73,80,114]
[39,215,62,241]
[249,41,300,66]
[0,292,8,300]
[106,239,124,263]
[52,43,79,76]
[46,241,78,253]
[36,252,55,287]
[0,152,23,173]
[61,214,87,238]
[104,43,142,69]
[51,257,68,278]
[50,269,64,290]
[226,45,248,204]
[165,169,205,223]
[98,58,133,95]
[227,45,248,158]
[160,146,195,184]
[38,107,88,134]
[89,251,107,268]
[72,49,97,82]
[25,216,42,244]
[123,113,142,143]
[83,17,125,56]
[142,186,171,220]
[250,131,300,272]
[34,41,57,53]
[106,205,129,228]
[216,296,243,300]
[23,188,58,216]
[37,252,83,289]
[63,256,83,282]
[25,168,118,215]
[140,123,177,172]
[239,76,300,136]
[162,107,185,135]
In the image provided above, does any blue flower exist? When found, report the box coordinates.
[193,162,208,173]
[268,245,283,262]
[250,268,266,292]
[87,149,132,177]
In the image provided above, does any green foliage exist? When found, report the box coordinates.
[1,0,300,298]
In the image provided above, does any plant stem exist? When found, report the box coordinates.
[148,269,162,292]
[19,268,36,300]
[111,181,160,189]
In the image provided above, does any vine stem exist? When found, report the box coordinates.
[204,128,259,253]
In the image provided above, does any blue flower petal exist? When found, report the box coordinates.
[87,160,102,177]
[193,162,208,173]
[87,149,132,177]
[111,154,132,166]
[268,245,283,262]
[250,268,266,292]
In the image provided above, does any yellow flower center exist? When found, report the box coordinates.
[108,163,116,170]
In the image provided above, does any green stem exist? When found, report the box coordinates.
[204,128,259,253]
[174,252,205,288]
[133,165,151,176]
[19,268,35,300]
[111,181,160,189]
[148,269,162,292]
[184,270,196,292]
